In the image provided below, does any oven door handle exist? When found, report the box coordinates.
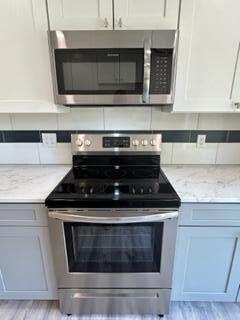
[48,211,178,224]
[142,37,151,104]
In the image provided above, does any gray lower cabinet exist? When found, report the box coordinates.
[0,204,57,299]
[172,204,240,302]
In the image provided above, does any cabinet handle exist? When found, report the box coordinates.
[103,18,109,28]
[118,18,123,28]
[233,102,240,109]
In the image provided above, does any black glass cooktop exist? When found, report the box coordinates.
[45,155,180,208]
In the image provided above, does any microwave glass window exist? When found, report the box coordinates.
[55,49,144,95]
[64,222,163,273]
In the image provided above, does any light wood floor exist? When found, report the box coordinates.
[0,301,240,320]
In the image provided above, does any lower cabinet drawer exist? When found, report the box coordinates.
[0,204,48,226]
[59,289,171,315]
[179,203,240,226]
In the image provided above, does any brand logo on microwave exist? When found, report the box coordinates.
[107,53,119,57]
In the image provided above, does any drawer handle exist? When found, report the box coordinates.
[73,292,159,298]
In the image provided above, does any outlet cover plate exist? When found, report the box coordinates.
[42,133,57,147]
[197,134,207,148]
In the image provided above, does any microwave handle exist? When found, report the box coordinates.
[48,210,178,224]
[142,38,151,104]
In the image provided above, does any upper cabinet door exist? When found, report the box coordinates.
[174,0,240,112]
[0,0,58,113]
[48,0,113,30]
[114,0,179,30]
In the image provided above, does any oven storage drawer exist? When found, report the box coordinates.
[59,289,171,315]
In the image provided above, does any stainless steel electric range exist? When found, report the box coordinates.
[45,133,180,317]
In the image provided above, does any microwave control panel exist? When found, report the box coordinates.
[150,49,173,95]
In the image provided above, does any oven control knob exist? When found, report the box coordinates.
[76,139,83,147]
[85,139,92,147]
[142,139,148,146]
[132,139,140,146]
[150,139,157,146]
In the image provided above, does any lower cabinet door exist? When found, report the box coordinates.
[172,227,240,301]
[0,227,57,299]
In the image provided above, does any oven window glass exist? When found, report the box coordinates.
[64,222,163,273]
[54,49,144,95]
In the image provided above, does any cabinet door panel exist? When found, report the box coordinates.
[0,227,57,299]
[172,227,240,301]
[174,0,240,112]
[0,0,56,112]
[114,0,179,30]
[48,0,113,30]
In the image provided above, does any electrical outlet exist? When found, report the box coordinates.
[197,134,206,148]
[42,133,57,147]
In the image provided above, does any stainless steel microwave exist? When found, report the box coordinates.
[49,30,178,106]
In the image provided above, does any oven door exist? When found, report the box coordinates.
[48,209,178,289]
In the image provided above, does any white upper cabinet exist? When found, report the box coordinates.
[0,0,59,113]
[48,0,113,30]
[114,0,179,30]
[174,0,240,112]
[47,0,179,31]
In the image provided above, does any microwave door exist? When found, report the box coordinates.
[54,49,144,105]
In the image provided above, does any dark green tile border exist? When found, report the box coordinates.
[3,131,41,143]
[190,130,229,143]
[227,131,240,143]
[1,130,240,143]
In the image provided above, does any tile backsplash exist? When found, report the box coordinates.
[0,108,239,165]
[2,108,240,131]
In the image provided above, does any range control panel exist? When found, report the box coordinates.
[72,134,162,154]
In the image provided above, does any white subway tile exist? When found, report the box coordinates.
[104,107,151,130]
[0,143,40,164]
[0,115,12,129]
[11,114,58,130]
[38,143,72,164]
[216,143,240,164]
[161,143,173,164]
[172,143,218,164]
[151,110,198,130]
[57,108,104,130]
[198,114,240,130]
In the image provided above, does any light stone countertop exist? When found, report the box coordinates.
[0,165,71,203]
[162,165,240,203]
[0,165,239,204]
